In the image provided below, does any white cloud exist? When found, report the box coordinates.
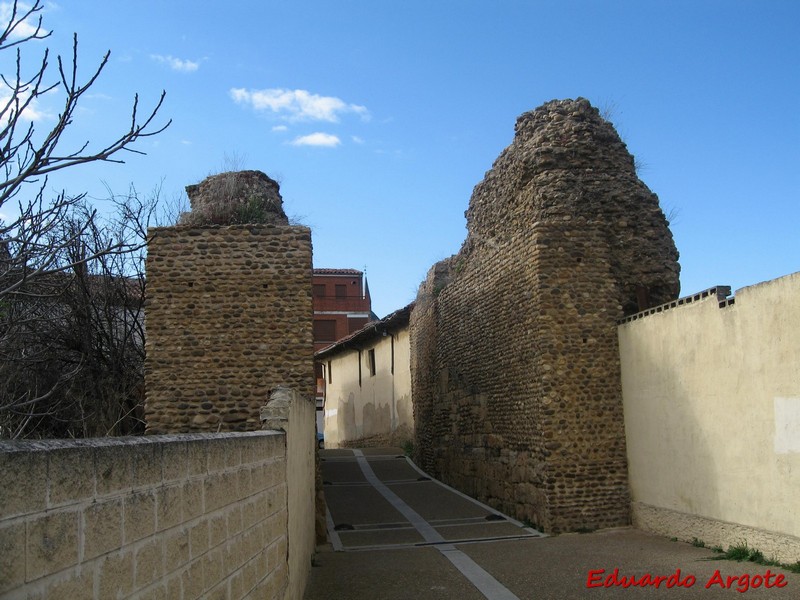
[351,136,365,144]
[230,88,368,123]
[272,125,288,132]
[180,140,192,145]
[290,133,341,148]
[150,54,199,73]
[0,2,49,39]
[0,93,50,122]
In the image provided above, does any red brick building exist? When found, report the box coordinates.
[312,268,375,352]
[312,269,376,408]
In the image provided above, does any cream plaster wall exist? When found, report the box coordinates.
[322,328,413,448]
[619,272,800,561]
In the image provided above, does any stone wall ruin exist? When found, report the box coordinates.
[410,98,680,533]
[145,171,314,433]
[180,170,289,227]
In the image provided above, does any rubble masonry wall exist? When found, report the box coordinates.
[410,98,680,533]
[144,224,314,434]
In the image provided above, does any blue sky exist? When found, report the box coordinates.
[3,1,798,318]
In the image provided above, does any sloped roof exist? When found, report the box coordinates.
[315,302,415,359]
[313,268,363,276]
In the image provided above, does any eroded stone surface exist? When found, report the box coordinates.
[144,224,314,434]
[410,98,680,533]
[181,170,289,226]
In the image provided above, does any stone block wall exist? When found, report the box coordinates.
[260,388,316,600]
[411,98,680,533]
[144,224,314,433]
[0,432,289,599]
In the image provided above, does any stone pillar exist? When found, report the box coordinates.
[261,387,317,600]
[144,171,315,433]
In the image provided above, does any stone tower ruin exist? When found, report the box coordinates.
[144,170,314,433]
[181,170,289,227]
[410,98,680,532]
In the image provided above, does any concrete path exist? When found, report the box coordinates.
[305,448,800,599]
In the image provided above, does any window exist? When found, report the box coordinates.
[367,348,376,377]
[327,361,333,384]
[313,320,336,342]
[335,284,347,298]
[348,317,368,334]
[313,284,326,297]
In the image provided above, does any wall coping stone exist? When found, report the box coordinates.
[260,386,315,432]
[0,430,283,454]
[618,286,733,325]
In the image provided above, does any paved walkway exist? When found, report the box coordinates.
[305,448,800,599]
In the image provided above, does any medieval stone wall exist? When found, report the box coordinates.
[145,224,314,433]
[410,98,680,533]
[181,170,288,227]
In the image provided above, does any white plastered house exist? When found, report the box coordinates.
[315,303,414,448]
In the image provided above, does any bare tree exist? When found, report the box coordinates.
[0,188,157,438]
[0,0,169,297]
[0,1,169,438]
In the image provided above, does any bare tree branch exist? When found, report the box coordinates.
[1,190,155,438]
[1,0,169,299]
[0,1,168,438]
[0,0,50,51]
